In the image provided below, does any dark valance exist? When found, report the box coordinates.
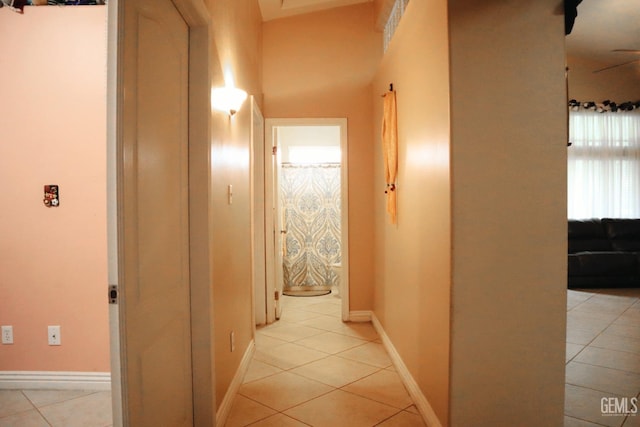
[569,99,640,113]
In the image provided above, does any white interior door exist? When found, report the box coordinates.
[119,0,193,425]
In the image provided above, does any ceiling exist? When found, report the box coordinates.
[565,0,640,72]
[258,0,372,22]
[258,0,640,73]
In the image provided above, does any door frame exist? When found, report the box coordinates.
[251,97,267,326]
[107,1,214,425]
[264,118,350,322]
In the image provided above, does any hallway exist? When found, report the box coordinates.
[225,293,425,426]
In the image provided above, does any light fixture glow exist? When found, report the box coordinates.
[211,86,248,116]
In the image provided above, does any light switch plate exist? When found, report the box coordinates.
[48,325,61,346]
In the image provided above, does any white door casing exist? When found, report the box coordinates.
[264,119,350,322]
[251,98,267,326]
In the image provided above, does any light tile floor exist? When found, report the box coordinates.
[2,289,638,426]
[226,292,426,427]
[565,288,640,427]
[0,389,112,427]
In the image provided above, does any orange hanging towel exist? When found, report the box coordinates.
[382,90,398,224]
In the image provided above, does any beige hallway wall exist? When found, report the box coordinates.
[204,0,264,408]
[371,0,452,424]
[262,3,381,311]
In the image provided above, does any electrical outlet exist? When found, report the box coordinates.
[230,331,235,352]
[48,325,61,346]
[1,326,13,344]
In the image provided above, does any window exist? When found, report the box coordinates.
[383,0,409,53]
[287,146,341,164]
[568,110,640,219]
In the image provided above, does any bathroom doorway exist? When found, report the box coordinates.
[263,119,350,323]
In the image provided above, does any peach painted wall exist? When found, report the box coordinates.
[567,55,640,101]
[0,6,109,372]
[204,0,264,407]
[448,1,567,425]
[262,3,381,310]
[372,0,451,423]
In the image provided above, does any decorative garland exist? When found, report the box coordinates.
[44,0,106,4]
[0,0,104,12]
[569,99,640,113]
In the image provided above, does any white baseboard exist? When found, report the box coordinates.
[216,340,255,427]
[0,371,111,391]
[371,314,443,427]
[349,310,372,322]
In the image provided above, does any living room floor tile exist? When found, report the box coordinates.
[605,322,640,340]
[565,361,640,397]
[622,413,640,427]
[567,343,586,363]
[574,347,640,374]
[566,327,602,346]
[590,333,640,355]
[568,291,597,310]
[564,384,624,427]
[564,415,610,427]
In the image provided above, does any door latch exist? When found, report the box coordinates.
[108,284,118,304]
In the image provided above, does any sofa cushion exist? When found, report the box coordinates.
[602,218,640,251]
[569,251,638,276]
[568,219,612,253]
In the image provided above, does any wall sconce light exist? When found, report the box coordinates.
[211,86,248,116]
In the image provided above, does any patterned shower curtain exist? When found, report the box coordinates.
[281,163,341,290]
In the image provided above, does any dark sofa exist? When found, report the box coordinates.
[568,218,640,288]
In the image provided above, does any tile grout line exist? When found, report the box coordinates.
[565,414,611,427]
[238,295,416,426]
[565,289,640,426]
[20,390,54,427]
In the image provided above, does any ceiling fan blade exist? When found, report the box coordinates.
[612,49,640,54]
[593,58,640,73]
